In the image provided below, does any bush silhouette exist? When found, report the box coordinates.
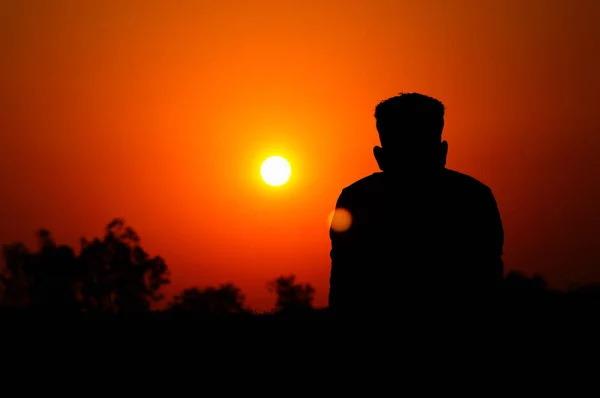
[0,218,170,314]
[268,275,315,313]
[169,283,246,316]
[2,221,600,319]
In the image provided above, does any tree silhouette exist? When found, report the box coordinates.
[169,283,246,315]
[1,229,79,312]
[78,218,170,314]
[1,242,33,309]
[502,270,550,298]
[268,275,315,313]
[4,219,600,320]
[0,218,170,314]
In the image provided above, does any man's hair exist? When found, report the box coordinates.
[374,92,446,146]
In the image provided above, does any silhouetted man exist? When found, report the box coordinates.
[329,93,504,317]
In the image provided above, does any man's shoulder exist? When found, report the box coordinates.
[341,172,385,195]
[337,169,495,201]
[341,170,493,190]
[442,168,493,194]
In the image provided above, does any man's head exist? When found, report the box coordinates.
[373,92,448,175]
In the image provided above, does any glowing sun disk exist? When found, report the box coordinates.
[260,156,291,186]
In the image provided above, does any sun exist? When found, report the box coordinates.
[260,156,291,186]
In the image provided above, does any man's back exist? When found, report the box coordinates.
[329,168,504,315]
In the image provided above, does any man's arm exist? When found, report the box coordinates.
[328,188,359,313]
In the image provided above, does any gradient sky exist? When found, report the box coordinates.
[1,0,599,311]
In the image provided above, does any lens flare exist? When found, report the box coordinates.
[328,207,352,232]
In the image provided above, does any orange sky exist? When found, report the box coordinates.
[1,0,599,311]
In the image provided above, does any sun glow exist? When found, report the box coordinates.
[260,156,291,186]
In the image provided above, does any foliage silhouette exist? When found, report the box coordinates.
[169,283,246,316]
[77,218,170,314]
[0,218,170,315]
[1,220,600,320]
[268,275,315,314]
[1,229,79,312]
